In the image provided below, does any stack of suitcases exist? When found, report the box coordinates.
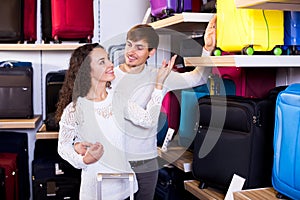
[32,69,82,199]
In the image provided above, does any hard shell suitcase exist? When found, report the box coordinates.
[97,173,135,200]
[32,139,81,200]
[0,0,23,43]
[45,70,66,131]
[32,158,81,200]
[149,0,192,19]
[216,0,283,54]
[283,11,300,55]
[0,131,29,200]
[272,83,300,200]
[192,95,277,191]
[51,0,94,43]
[24,0,37,43]
[177,84,209,148]
[0,61,33,119]
[0,153,19,200]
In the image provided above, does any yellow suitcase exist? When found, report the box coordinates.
[216,0,284,55]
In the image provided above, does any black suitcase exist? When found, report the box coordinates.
[0,131,29,200]
[0,61,33,118]
[0,0,23,43]
[45,70,66,131]
[41,0,53,43]
[192,95,276,191]
[32,139,81,200]
[154,165,194,200]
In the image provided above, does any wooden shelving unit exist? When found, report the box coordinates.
[157,146,193,172]
[0,43,84,51]
[149,12,214,35]
[184,180,225,200]
[233,187,287,200]
[235,0,300,11]
[36,124,59,139]
[184,55,300,67]
[0,115,42,129]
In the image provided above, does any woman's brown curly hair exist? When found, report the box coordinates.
[55,43,111,123]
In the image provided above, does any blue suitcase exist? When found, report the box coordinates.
[177,84,209,149]
[283,11,300,55]
[272,83,300,200]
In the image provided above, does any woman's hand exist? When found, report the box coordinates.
[82,142,104,164]
[204,14,217,52]
[74,141,93,156]
[156,55,177,90]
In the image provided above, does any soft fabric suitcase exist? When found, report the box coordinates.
[283,11,300,55]
[0,167,5,199]
[212,67,277,98]
[24,0,37,43]
[0,0,23,43]
[45,70,66,131]
[0,131,29,200]
[192,95,277,191]
[51,0,94,43]
[0,61,33,119]
[97,173,135,200]
[272,83,300,200]
[0,153,19,200]
[216,0,283,54]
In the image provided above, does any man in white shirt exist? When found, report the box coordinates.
[113,15,217,200]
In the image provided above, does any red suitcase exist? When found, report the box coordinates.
[51,0,94,43]
[24,0,37,43]
[212,67,277,98]
[0,153,19,200]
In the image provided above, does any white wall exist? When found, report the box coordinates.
[99,0,150,45]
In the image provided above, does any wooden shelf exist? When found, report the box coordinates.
[184,55,300,67]
[233,187,288,200]
[235,0,300,11]
[149,12,214,35]
[36,123,59,139]
[0,115,42,129]
[0,43,84,51]
[184,180,225,200]
[157,146,193,172]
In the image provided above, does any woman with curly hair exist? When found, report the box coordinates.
[55,43,176,200]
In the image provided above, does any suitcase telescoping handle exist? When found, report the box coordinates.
[97,173,134,200]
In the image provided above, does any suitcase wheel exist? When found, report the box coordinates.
[242,45,254,55]
[273,46,282,56]
[87,35,92,43]
[53,35,61,44]
[213,48,222,56]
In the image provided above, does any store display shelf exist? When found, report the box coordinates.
[0,43,84,51]
[235,0,300,11]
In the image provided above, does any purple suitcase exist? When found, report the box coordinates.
[149,0,192,19]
